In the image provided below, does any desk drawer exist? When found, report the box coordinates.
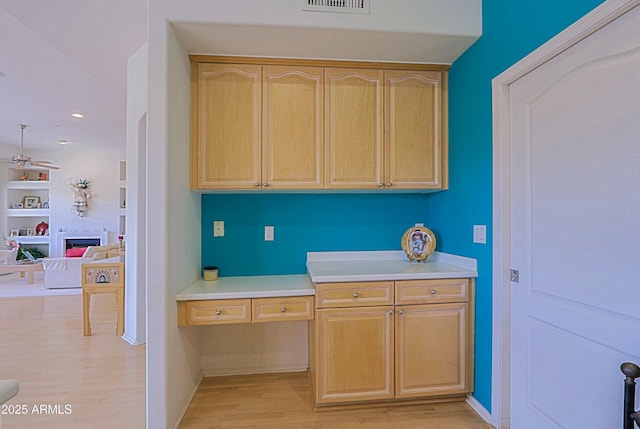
[252,296,314,323]
[180,299,251,326]
[395,279,469,305]
[315,281,393,308]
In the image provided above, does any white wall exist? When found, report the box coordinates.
[124,43,148,346]
[146,14,201,429]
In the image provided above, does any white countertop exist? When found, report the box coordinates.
[306,250,477,283]
[176,274,314,301]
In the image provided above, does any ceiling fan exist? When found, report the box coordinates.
[0,124,60,170]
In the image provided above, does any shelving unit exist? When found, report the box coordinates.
[4,167,51,256]
[118,160,126,235]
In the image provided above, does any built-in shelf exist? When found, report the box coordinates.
[6,209,50,217]
[4,167,52,257]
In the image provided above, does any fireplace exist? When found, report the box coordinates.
[65,238,101,250]
[54,230,109,257]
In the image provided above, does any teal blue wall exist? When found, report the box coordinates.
[429,0,604,411]
[202,193,429,276]
[201,0,605,414]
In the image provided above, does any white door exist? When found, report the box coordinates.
[510,5,640,428]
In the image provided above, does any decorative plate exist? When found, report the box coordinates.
[401,226,436,263]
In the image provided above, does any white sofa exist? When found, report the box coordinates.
[42,243,124,289]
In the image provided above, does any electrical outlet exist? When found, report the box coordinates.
[265,226,274,241]
[213,221,224,237]
[473,225,486,244]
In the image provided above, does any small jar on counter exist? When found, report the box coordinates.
[203,266,218,281]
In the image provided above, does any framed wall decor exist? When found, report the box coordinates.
[9,229,19,236]
[26,228,36,236]
[11,203,23,209]
[23,196,40,209]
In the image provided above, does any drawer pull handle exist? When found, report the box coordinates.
[280,307,287,313]
[429,289,437,295]
[215,310,222,316]
[398,309,405,315]
[353,292,359,298]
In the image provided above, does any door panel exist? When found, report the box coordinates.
[510,6,640,428]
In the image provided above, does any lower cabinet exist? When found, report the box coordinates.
[310,278,473,406]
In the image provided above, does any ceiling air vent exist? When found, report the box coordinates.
[303,0,370,14]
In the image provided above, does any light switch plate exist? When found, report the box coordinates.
[213,221,224,237]
[473,224,486,244]
[265,226,274,241]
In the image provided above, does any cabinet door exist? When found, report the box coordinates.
[262,66,323,189]
[385,70,447,189]
[325,68,383,189]
[395,303,468,398]
[192,63,261,189]
[314,306,394,404]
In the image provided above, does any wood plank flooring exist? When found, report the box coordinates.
[179,373,494,429]
[0,294,145,429]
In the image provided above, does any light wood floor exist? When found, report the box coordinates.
[179,373,494,429]
[0,294,145,429]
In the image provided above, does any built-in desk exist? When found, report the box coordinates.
[176,275,315,326]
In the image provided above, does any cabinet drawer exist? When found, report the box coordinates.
[180,299,251,326]
[395,279,469,304]
[252,296,314,323]
[315,281,393,308]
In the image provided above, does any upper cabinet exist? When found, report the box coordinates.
[191,63,262,189]
[191,58,448,191]
[385,70,447,189]
[325,68,384,189]
[262,66,324,190]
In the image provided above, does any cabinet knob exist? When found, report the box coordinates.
[397,309,405,315]
[388,309,394,315]
[353,292,359,298]
[254,182,260,187]
[429,289,437,295]
[386,182,392,187]
[280,307,287,313]
[215,310,222,316]
[263,182,269,187]
[379,183,385,188]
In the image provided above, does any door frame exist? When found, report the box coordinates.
[490,1,640,427]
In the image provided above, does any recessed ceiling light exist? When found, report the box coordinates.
[57,139,69,145]
[71,112,84,118]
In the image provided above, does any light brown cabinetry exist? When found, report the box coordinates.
[191,63,262,189]
[310,278,472,406]
[385,70,447,189]
[325,68,384,189]
[191,63,323,190]
[325,68,447,190]
[191,57,448,191]
[178,295,314,326]
[262,66,324,189]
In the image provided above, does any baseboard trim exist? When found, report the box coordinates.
[120,333,145,346]
[201,364,308,377]
[170,373,204,429]
[466,394,494,427]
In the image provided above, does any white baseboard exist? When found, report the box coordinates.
[201,364,308,377]
[170,373,204,429]
[120,333,145,346]
[466,394,494,427]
